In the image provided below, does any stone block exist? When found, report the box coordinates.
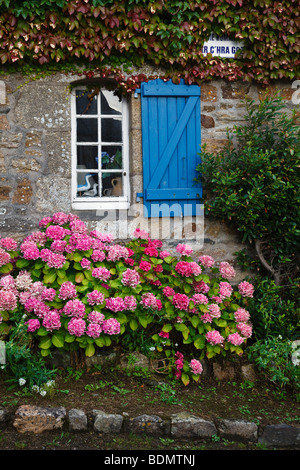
[201,84,218,102]
[128,414,165,436]
[201,114,215,128]
[0,133,22,148]
[259,424,300,448]
[0,186,11,200]
[217,419,258,442]
[171,412,217,438]
[0,408,11,429]
[213,362,236,381]
[13,405,66,434]
[25,131,43,147]
[12,179,32,204]
[91,410,123,434]
[0,115,10,130]
[68,409,87,432]
[11,158,41,173]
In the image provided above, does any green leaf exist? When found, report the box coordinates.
[194,336,206,349]
[0,263,13,274]
[64,332,75,343]
[162,323,172,333]
[138,316,148,328]
[181,373,190,386]
[52,333,65,348]
[129,319,138,331]
[15,259,30,269]
[85,343,95,357]
[43,271,57,284]
[38,337,52,349]
[37,326,48,336]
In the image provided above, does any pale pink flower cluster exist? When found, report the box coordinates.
[41,288,56,302]
[219,261,236,280]
[176,243,193,256]
[15,271,32,291]
[90,230,114,243]
[238,281,254,298]
[121,268,141,288]
[198,255,215,268]
[236,322,252,338]
[80,258,91,269]
[58,281,77,300]
[52,212,69,226]
[123,295,137,311]
[234,308,250,322]
[106,244,129,262]
[160,250,171,259]
[205,330,224,345]
[88,311,105,324]
[219,281,233,299]
[175,261,202,277]
[0,290,17,311]
[172,293,190,311]
[227,332,244,346]
[201,313,213,323]
[91,249,106,262]
[140,293,162,311]
[87,290,105,306]
[86,323,102,338]
[191,294,208,305]
[208,304,221,318]
[92,267,111,281]
[133,228,149,240]
[0,274,15,290]
[190,359,203,375]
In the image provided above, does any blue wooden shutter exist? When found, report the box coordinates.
[140,79,201,218]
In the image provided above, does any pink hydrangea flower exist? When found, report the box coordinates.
[236,322,252,338]
[106,297,126,312]
[190,359,203,375]
[43,310,61,331]
[208,304,221,318]
[201,313,213,323]
[86,322,102,338]
[176,243,193,256]
[67,317,86,336]
[91,249,106,262]
[139,261,152,272]
[163,286,175,297]
[45,225,67,240]
[175,351,184,370]
[51,240,67,253]
[227,332,245,346]
[24,296,39,313]
[198,255,215,268]
[41,288,56,302]
[26,319,40,332]
[124,295,137,311]
[219,281,233,299]
[63,299,86,318]
[121,269,140,288]
[39,216,52,227]
[88,311,105,324]
[69,219,88,234]
[22,244,40,260]
[234,308,250,322]
[80,258,91,269]
[159,331,169,339]
[205,330,224,345]
[0,290,17,311]
[172,293,190,311]
[160,250,171,259]
[140,293,162,311]
[74,236,93,251]
[92,267,111,281]
[192,294,208,305]
[33,300,50,318]
[193,280,210,294]
[46,252,66,269]
[0,274,15,290]
[133,228,149,240]
[102,318,121,335]
[144,246,158,257]
[58,282,77,300]
[87,290,105,306]
[15,271,32,291]
[51,212,69,226]
[106,244,129,262]
[219,261,236,280]
[238,281,254,298]
[90,230,114,242]
[0,237,18,251]
[175,261,201,277]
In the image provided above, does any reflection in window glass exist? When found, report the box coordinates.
[77,118,98,142]
[76,90,97,115]
[77,146,98,169]
[102,118,122,142]
[101,90,122,115]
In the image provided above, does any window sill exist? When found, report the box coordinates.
[71,200,130,211]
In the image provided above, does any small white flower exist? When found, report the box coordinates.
[32,385,39,392]
[19,378,26,386]
[40,390,47,397]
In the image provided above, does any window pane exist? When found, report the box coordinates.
[77,118,98,142]
[102,118,122,142]
[102,172,123,197]
[77,146,99,170]
[101,146,123,170]
[101,90,122,115]
[77,172,99,197]
[76,90,97,115]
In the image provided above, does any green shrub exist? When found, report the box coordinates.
[195,93,300,286]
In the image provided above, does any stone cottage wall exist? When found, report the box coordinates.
[0,72,297,279]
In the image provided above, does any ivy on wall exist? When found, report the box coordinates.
[0,0,299,87]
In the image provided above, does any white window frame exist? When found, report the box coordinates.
[71,86,130,211]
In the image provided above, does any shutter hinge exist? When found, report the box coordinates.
[136,192,144,202]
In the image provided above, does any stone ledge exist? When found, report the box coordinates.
[1,405,299,448]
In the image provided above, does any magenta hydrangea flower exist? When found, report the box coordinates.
[45,225,67,240]
[236,322,252,338]
[91,249,106,262]
[26,319,40,332]
[63,299,86,318]
[163,286,175,297]
[0,237,18,251]
[86,322,102,338]
[160,250,171,259]
[102,318,120,335]
[191,293,208,305]
[43,310,61,331]
[219,281,233,299]
[33,300,50,318]
[133,228,149,240]
[0,274,15,290]
[172,293,190,311]
[41,288,56,302]
[176,243,193,256]
[208,304,221,318]
[88,311,105,324]
[67,317,86,336]
[234,308,250,323]
[50,240,67,253]
[39,216,52,227]
[87,290,105,306]
[106,297,126,312]
[193,280,210,294]
[51,212,69,226]
[58,281,77,300]
[0,290,17,311]
[140,293,162,311]
[144,246,158,257]
[124,295,137,311]
[139,261,152,272]
[46,252,66,269]
[106,244,129,262]
[201,313,212,323]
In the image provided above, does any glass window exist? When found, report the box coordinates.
[72,87,129,207]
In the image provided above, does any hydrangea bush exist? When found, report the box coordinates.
[0,212,254,386]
